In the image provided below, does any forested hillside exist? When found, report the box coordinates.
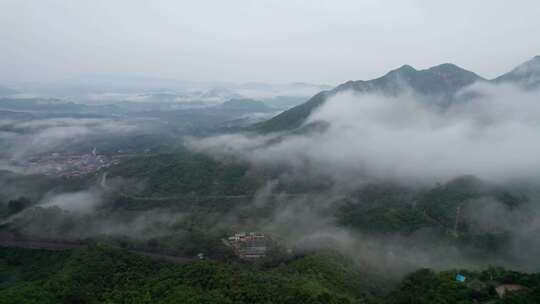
[2,246,539,303]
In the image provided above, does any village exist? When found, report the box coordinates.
[225,232,269,260]
[22,148,120,177]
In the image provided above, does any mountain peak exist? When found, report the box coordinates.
[389,64,417,75]
[429,63,466,72]
[398,64,416,71]
[495,56,540,88]
[256,57,540,133]
[385,63,479,80]
[256,62,482,133]
[428,63,483,81]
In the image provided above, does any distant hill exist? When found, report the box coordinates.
[255,56,539,133]
[0,85,18,96]
[261,95,308,110]
[0,97,93,112]
[219,98,272,112]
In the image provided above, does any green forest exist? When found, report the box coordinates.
[2,246,540,304]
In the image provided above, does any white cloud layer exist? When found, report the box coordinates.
[190,83,540,185]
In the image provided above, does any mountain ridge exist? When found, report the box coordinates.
[255,56,539,133]
[494,55,540,89]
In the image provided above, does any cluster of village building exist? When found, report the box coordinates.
[227,232,268,259]
[25,148,120,177]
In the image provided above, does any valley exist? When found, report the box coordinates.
[1,2,540,301]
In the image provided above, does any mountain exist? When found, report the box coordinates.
[255,63,484,133]
[494,55,540,89]
[335,63,483,95]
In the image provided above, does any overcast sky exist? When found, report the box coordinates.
[1,0,539,85]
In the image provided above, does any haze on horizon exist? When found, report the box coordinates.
[1,0,540,85]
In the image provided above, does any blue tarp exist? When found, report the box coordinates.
[456,274,466,282]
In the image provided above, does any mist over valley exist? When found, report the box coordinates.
[2,2,540,303]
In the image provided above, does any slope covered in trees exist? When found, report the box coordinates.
[2,246,539,303]
[0,246,369,304]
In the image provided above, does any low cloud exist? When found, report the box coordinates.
[0,117,138,164]
[187,82,540,273]
[39,188,103,215]
[190,83,540,186]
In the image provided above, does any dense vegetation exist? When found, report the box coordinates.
[337,177,529,239]
[390,267,540,304]
[0,246,369,304]
[2,246,539,303]
[2,141,539,303]
[107,149,264,197]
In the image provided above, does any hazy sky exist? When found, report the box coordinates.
[1,0,539,84]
